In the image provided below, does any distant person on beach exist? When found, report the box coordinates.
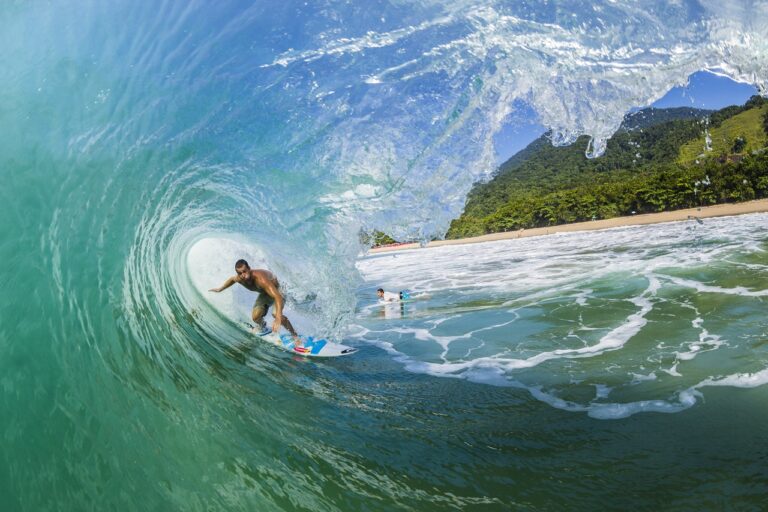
[377,288,410,302]
[210,259,300,343]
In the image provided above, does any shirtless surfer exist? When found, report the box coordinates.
[209,259,300,344]
[377,288,411,302]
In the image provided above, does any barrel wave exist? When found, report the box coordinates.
[2,1,768,510]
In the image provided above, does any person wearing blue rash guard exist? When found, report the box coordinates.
[377,288,411,302]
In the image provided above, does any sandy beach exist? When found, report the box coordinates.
[370,199,768,253]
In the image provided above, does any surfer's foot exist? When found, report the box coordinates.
[251,322,269,335]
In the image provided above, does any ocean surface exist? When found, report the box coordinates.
[2,1,768,510]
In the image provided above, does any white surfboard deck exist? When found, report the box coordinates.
[245,323,357,357]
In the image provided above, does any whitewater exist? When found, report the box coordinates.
[1,1,767,510]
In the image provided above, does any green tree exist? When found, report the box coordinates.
[763,109,768,137]
[732,136,747,153]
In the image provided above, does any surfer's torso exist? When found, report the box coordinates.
[236,269,279,294]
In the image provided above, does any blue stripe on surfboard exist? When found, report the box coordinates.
[279,334,328,354]
[245,324,351,356]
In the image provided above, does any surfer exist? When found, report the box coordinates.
[210,260,300,344]
[377,288,410,302]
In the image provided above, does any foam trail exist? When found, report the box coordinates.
[366,274,658,376]
[697,368,768,389]
[664,276,768,297]
[585,368,768,420]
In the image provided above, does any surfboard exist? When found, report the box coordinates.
[245,323,358,357]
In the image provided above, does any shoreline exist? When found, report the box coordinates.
[370,199,768,253]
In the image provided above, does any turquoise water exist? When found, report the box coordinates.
[2,1,768,510]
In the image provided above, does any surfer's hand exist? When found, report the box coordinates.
[272,317,282,333]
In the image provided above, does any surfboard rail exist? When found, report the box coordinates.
[245,323,358,357]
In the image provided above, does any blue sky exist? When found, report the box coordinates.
[493,71,760,164]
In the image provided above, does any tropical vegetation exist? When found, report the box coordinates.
[445,96,768,239]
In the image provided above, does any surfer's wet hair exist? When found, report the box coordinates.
[235,259,249,269]
[377,288,384,293]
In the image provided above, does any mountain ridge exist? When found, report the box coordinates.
[445,97,768,239]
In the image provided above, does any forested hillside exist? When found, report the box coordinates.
[446,96,768,239]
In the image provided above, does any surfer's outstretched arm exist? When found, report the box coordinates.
[209,276,235,293]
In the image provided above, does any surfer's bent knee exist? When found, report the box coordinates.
[252,306,267,321]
